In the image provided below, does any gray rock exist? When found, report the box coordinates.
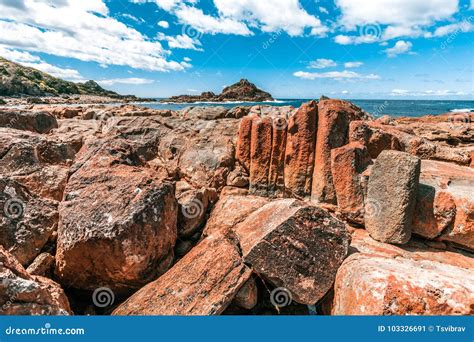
[365,150,421,244]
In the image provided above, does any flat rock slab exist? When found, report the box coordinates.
[202,194,270,237]
[113,234,251,315]
[331,252,474,315]
[365,150,421,244]
[235,199,350,305]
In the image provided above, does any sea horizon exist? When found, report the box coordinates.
[139,98,474,117]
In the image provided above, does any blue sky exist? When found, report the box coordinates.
[0,0,473,99]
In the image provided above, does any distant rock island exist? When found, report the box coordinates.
[0,56,134,99]
[161,79,274,103]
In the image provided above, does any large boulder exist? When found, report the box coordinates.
[284,101,318,198]
[234,199,350,304]
[331,142,372,224]
[413,160,474,250]
[181,106,229,120]
[312,99,368,204]
[0,246,71,315]
[0,178,58,266]
[0,109,58,133]
[55,139,178,293]
[365,150,421,244]
[112,234,252,315]
[330,229,474,315]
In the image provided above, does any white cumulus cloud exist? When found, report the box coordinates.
[293,70,380,81]
[0,0,190,72]
[384,40,413,57]
[344,61,363,68]
[309,58,337,69]
[158,20,169,28]
[149,0,328,36]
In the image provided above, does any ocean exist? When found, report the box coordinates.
[138,99,474,118]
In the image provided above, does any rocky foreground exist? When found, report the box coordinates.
[0,99,473,315]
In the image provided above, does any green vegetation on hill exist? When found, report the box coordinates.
[0,57,121,97]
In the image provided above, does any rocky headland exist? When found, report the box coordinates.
[0,57,147,102]
[160,79,274,103]
[0,97,473,316]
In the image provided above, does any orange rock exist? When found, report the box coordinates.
[233,276,258,310]
[327,229,474,315]
[331,142,372,224]
[249,116,272,196]
[268,116,287,196]
[349,120,470,166]
[284,101,318,198]
[0,246,71,315]
[413,160,474,250]
[312,99,368,203]
[331,252,474,315]
[235,115,254,172]
[349,120,402,159]
[55,139,178,293]
[0,109,58,133]
[202,194,270,237]
[112,234,252,315]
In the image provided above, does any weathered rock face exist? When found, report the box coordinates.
[331,143,372,224]
[0,109,58,133]
[312,99,368,204]
[0,178,58,266]
[0,128,79,201]
[413,160,474,250]
[235,115,255,172]
[330,230,474,315]
[365,150,421,244]
[349,120,471,166]
[181,106,228,120]
[55,139,178,293]
[249,116,273,196]
[284,101,318,198]
[234,199,350,305]
[268,116,287,196]
[332,253,474,315]
[0,246,71,315]
[112,234,252,315]
[202,194,270,237]
[26,252,55,278]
